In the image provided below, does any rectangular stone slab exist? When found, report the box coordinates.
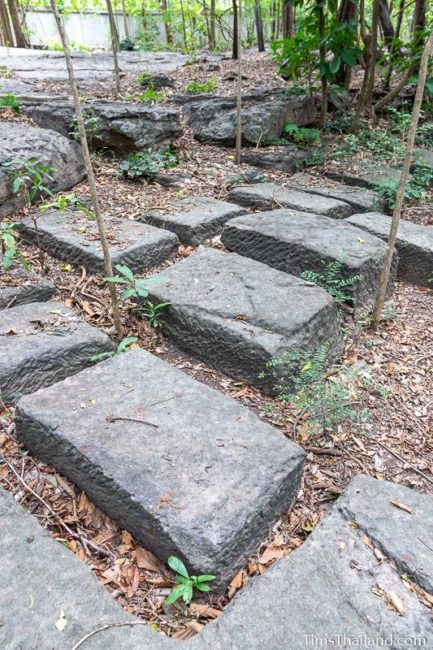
[15,348,306,590]
[18,210,179,274]
[325,166,410,190]
[142,196,247,246]
[0,301,113,401]
[0,272,55,309]
[287,172,382,212]
[221,209,398,314]
[0,487,167,650]
[347,212,433,287]
[227,182,353,218]
[142,247,343,390]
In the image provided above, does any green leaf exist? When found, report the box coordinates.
[3,247,15,270]
[195,583,211,592]
[195,574,215,583]
[116,337,138,354]
[105,276,129,284]
[342,51,357,67]
[165,584,187,606]
[122,287,138,299]
[167,556,189,579]
[182,583,193,603]
[115,264,134,281]
[329,56,341,75]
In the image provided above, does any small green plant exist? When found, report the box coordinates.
[3,157,55,204]
[262,344,370,430]
[69,109,103,147]
[118,149,179,181]
[376,164,433,211]
[300,259,364,306]
[39,192,95,220]
[165,556,215,605]
[283,123,321,144]
[0,93,20,112]
[0,66,11,78]
[185,79,217,94]
[135,300,170,327]
[1,221,30,272]
[89,336,138,362]
[138,84,167,102]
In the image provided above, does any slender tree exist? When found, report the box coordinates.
[49,0,123,339]
[209,0,216,49]
[235,0,243,165]
[317,0,327,126]
[0,0,14,46]
[121,0,129,38]
[106,0,121,98]
[282,0,295,38]
[160,0,173,45]
[255,0,265,51]
[232,0,239,59]
[7,0,28,48]
[372,30,433,327]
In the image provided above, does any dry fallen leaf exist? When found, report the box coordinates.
[134,547,162,573]
[228,569,245,599]
[189,603,222,619]
[172,621,204,640]
[386,591,405,616]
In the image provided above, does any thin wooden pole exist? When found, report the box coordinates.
[49,0,123,339]
[371,30,433,327]
[235,0,242,165]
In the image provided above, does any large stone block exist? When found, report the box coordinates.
[221,209,398,313]
[0,264,55,309]
[18,210,178,274]
[142,247,343,390]
[197,476,433,649]
[0,122,85,218]
[183,89,317,146]
[347,212,433,287]
[15,348,305,590]
[288,172,382,212]
[325,166,409,190]
[227,182,353,218]
[23,101,183,153]
[0,487,166,650]
[0,301,113,401]
[142,196,247,245]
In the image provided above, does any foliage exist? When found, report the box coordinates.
[120,37,136,51]
[138,84,167,102]
[0,221,30,272]
[3,157,54,203]
[39,192,96,220]
[69,109,103,147]
[283,123,321,144]
[262,344,370,431]
[0,93,20,112]
[165,556,215,606]
[118,149,179,181]
[89,337,138,362]
[300,259,364,306]
[377,164,433,210]
[0,66,11,78]
[134,301,170,328]
[185,79,217,94]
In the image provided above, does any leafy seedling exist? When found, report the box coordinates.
[89,336,138,362]
[165,556,215,606]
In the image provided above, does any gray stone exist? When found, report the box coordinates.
[288,172,383,212]
[0,122,86,218]
[0,271,55,309]
[196,476,433,650]
[325,165,408,190]
[183,89,317,146]
[139,72,175,88]
[412,147,433,182]
[142,247,343,390]
[23,101,183,153]
[18,210,179,274]
[242,147,311,173]
[0,487,166,650]
[142,196,247,246]
[221,209,398,313]
[15,347,306,590]
[227,182,353,218]
[347,212,433,287]
[0,301,113,402]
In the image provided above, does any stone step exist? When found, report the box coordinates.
[227,182,353,218]
[0,487,165,650]
[412,147,433,181]
[287,172,382,212]
[347,212,433,287]
[221,209,398,313]
[142,196,246,246]
[141,247,343,390]
[15,347,306,591]
[0,301,113,402]
[198,475,433,649]
[325,166,409,190]
[0,268,55,309]
[18,210,179,275]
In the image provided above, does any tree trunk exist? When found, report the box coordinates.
[121,0,129,38]
[106,0,121,98]
[0,0,14,46]
[354,0,379,121]
[378,0,394,48]
[235,0,243,164]
[318,0,327,126]
[255,0,265,51]
[282,0,295,38]
[384,0,404,87]
[179,0,187,50]
[372,30,433,327]
[49,0,123,339]
[232,0,238,59]
[336,0,357,88]
[209,0,216,49]
[160,0,173,45]
[270,0,276,39]
[7,0,28,48]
